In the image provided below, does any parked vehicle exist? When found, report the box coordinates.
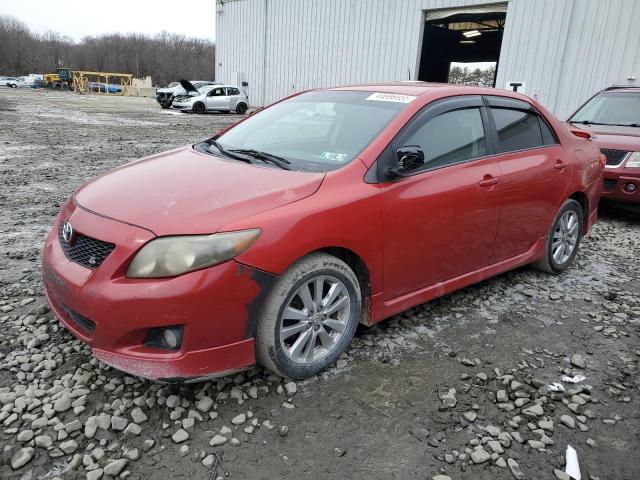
[88,82,122,94]
[42,83,603,382]
[172,81,249,114]
[155,80,217,109]
[0,76,24,88]
[568,86,640,211]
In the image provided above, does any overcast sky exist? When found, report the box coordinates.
[0,0,216,41]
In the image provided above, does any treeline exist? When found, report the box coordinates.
[449,65,496,87]
[0,15,215,87]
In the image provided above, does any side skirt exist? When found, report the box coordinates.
[369,237,548,324]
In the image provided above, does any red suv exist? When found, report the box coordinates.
[568,86,640,210]
[42,84,603,381]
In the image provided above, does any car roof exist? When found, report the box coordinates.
[601,86,640,94]
[323,81,531,101]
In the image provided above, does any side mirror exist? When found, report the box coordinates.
[390,145,425,178]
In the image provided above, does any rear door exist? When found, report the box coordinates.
[206,87,231,110]
[484,96,572,263]
[227,87,241,109]
[380,96,503,300]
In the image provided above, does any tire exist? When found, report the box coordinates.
[532,199,583,274]
[235,103,248,115]
[193,102,205,114]
[255,252,361,379]
[160,103,171,109]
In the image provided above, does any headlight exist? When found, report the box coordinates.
[127,229,261,278]
[626,151,640,168]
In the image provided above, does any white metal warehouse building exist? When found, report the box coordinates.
[215,0,640,118]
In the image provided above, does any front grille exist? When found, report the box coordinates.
[58,224,115,269]
[603,178,618,192]
[61,304,96,332]
[601,148,629,166]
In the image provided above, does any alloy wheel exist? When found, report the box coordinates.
[552,210,579,264]
[279,274,352,364]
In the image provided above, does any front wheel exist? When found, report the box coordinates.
[533,199,583,274]
[193,102,205,114]
[255,253,361,379]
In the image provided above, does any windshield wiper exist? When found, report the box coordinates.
[228,149,292,170]
[208,141,254,163]
[573,120,639,127]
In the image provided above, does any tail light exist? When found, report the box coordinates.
[599,153,606,169]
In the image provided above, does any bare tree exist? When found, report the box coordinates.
[0,15,215,86]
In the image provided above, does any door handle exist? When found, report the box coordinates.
[554,160,568,170]
[479,176,500,187]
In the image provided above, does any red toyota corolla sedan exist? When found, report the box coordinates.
[42,83,604,381]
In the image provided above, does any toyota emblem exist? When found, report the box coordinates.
[62,221,74,243]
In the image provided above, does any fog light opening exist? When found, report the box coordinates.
[144,326,183,350]
[623,182,636,193]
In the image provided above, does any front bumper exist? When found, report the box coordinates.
[172,102,193,110]
[601,168,640,205]
[42,200,276,381]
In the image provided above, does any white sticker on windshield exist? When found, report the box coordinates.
[366,92,416,104]
[321,152,348,163]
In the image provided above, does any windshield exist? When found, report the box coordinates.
[570,91,640,126]
[210,90,410,172]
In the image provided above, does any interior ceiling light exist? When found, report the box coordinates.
[463,30,481,38]
[460,40,476,44]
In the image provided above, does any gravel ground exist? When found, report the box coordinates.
[0,88,639,480]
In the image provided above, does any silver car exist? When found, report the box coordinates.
[172,81,249,114]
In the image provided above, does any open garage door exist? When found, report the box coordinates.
[418,3,507,87]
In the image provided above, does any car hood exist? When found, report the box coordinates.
[74,147,325,236]
[180,79,199,93]
[569,123,640,150]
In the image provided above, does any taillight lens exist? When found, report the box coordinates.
[599,153,606,169]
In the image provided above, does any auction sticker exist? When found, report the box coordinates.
[366,92,416,103]
[320,152,348,162]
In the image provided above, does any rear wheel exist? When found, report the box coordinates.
[235,103,248,115]
[193,102,205,114]
[255,253,361,379]
[533,199,583,274]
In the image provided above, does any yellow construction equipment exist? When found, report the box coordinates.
[43,68,73,90]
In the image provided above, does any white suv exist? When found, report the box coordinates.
[0,77,24,88]
[172,82,249,114]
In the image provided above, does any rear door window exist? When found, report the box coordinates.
[228,87,240,96]
[490,108,547,153]
[402,108,487,171]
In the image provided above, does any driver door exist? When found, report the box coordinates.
[206,87,231,111]
[381,96,503,300]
